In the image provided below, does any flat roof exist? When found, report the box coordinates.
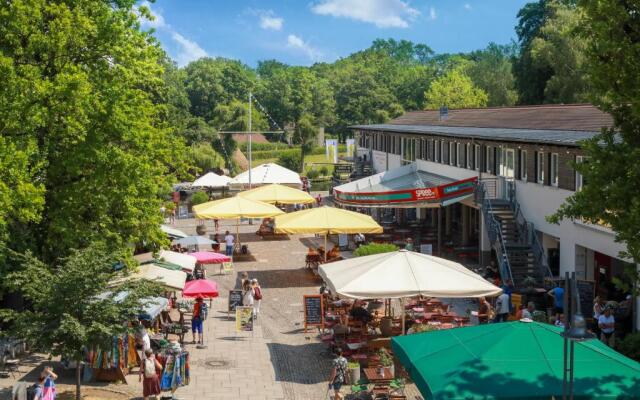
[350,124,600,146]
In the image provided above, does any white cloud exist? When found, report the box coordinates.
[138,1,208,66]
[259,12,284,31]
[464,3,472,11]
[286,34,322,62]
[311,0,419,28]
[429,6,437,20]
[171,32,208,66]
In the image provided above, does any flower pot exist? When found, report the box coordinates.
[349,366,360,384]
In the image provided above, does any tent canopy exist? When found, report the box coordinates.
[231,163,302,187]
[392,321,640,400]
[193,195,285,219]
[158,250,196,272]
[274,206,383,235]
[139,296,169,321]
[192,172,232,188]
[174,235,215,247]
[318,249,501,299]
[238,183,315,204]
[190,251,231,264]
[161,225,189,239]
[134,264,186,290]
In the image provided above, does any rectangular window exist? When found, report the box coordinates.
[496,147,503,176]
[550,153,559,187]
[485,146,492,173]
[457,143,464,167]
[575,155,585,191]
[536,151,545,184]
[520,150,528,182]
[441,140,447,163]
[474,144,480,171]
[449,142,456,166]
[504,149,515,178]
[434,140,439,162]
[466,144,472,169]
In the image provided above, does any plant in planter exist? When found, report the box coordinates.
[411,323,438,334]
[377,348,394,376]
[347,361,361,384]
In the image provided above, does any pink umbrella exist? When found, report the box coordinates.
[182,279,219,298]
[190,251,231,264]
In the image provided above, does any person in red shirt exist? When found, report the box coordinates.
[191,297,204,344]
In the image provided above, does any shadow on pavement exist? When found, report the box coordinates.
[245,269,321,289]
[267,342,330,385]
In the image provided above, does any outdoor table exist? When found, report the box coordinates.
[364,367,394,382]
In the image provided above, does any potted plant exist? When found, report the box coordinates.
[347,361,360,384]
[377,348,394,377]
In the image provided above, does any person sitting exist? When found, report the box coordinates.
[317,246,326,259]
[306,247,320,264]
[522,302,536,319]
[193,263,206,280]
[327,245,342,262]
[212,234,221,252]
[598,306,616,347]
[354,233,366,248]
[349,300,372,323]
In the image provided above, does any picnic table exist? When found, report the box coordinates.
[364,367,394,382]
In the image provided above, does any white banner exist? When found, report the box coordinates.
[346,139,355,158]
[325,139,338,163]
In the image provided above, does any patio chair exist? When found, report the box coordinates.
[0,351,19,378]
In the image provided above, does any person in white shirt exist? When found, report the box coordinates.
[521,302,535,320]
[494,292,511,322]
[224,230,234,256]
[598,307,615,347]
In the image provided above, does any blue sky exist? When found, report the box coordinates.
[140,0,530,67]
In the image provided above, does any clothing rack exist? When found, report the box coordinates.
[158,348,190,391]
[86,334,139,383]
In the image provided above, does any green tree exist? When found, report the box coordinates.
[294,113,318,170]
[183,57,257,120]
[277,151,302,173]
[190,143,225,175]
[182,117,218,145]
[0,0,185,264]
[4,245,161,400]
[467,43,518,106]
[529,1,588,103]
[549,0,640,290]
[424,68,488,110]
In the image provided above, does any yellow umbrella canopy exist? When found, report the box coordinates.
[238,183,315,205]
[274,206,383,235]
[193,195,285,219]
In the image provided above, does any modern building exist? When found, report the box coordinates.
[339,105,636,319]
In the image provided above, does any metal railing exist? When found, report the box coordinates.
[476,181,514,285]
[505,178,554,286]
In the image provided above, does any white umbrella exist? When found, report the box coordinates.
[158,250,197,272]
[174,235,215,247]
[230,163,302,187]
[319,250,502,334]
[192,172,232,188]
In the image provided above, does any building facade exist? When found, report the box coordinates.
[347,105,635,312]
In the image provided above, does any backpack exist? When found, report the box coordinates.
[144,358,156,378]
[253,286,262,301]
[200,302,208,319]
[25,384,38,400]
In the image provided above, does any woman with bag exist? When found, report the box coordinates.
[139,349,162,400]
[251,279,262,319]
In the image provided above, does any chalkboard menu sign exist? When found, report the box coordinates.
[304,295,323,332]
[228,290,243,313]
[576,280,595,319]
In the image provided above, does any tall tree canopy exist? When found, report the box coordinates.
[424,68,488,110]
[550,0,640,287]
[0,0,187,266]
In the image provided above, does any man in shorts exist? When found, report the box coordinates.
[327,348,348,400]
[191,297,204,344]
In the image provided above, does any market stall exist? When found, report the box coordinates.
[190,251,231,275]
[238,183,314,204]
[158,250,197,273]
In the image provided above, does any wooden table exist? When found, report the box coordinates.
[364,367,394,382]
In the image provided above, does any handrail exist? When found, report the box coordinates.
[506,179,554,286]
[476,181,514,285]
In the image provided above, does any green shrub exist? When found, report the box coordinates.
[618,333,640,362]
[354,243,398,257]
[190,191,209,206]
[319,166,329,176]
[306,169,320,179]
[239,142,286,152]
[277,151,301,172]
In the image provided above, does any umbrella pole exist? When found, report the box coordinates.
[236,218,240,253]
[401,298,405,335]
[324,234,327,262]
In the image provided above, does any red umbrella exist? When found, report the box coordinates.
[190,251,231,264]
[182,279,219,298]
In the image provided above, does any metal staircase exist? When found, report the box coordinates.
[477,178,553,290]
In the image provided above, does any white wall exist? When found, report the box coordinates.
[514,180,628,276]
[416,160,479,180]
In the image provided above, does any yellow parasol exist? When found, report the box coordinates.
[238,183,315,205]
[274,206,382,260]
[193,196,284,250]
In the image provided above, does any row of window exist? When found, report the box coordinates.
[360,133,585,191]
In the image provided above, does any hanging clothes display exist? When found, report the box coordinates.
[160,350,190,391]
[85,334,138,371]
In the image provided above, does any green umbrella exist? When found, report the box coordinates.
[392,321,640,399]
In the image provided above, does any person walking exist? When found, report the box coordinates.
[139,349,162,400]
[327,348,349,400]
[242,280,254,309]
[547,283,565,318]
[214,218,219,232]
[252,279,262,319]
[494,291,511,322]
[598,306,616,347]
[224,230,234,257]
[191,297,205,345]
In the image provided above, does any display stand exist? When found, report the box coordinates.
[303,295,324,333]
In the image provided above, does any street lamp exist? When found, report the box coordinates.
[562,272,596,400]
